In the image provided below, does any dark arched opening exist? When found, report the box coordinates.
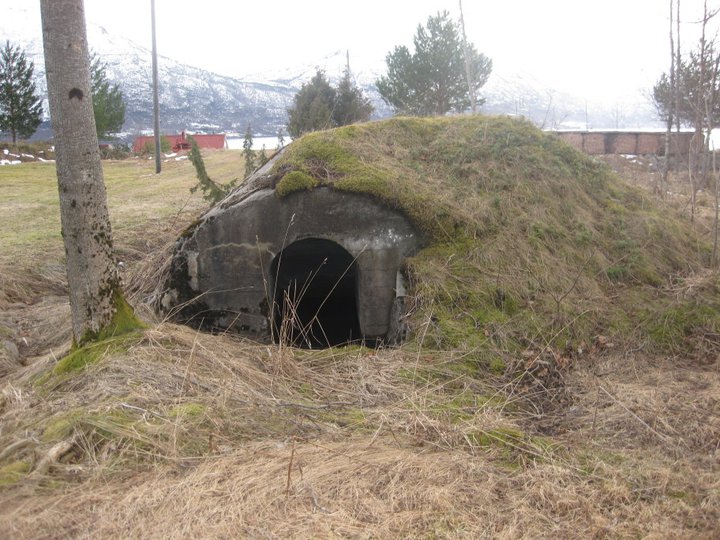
[271,238,361,348]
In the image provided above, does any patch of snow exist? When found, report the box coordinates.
[21,153,35,159]
[0,159,22,166]
[227,135,290,151]
[174,155,188,161]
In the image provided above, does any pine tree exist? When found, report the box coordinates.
[90,53,126,138]
[276,128,285,150]
[287,70,336,138]
[258,144,269,167]
[333,65,374,127]
[0,41,43,143]
[287,67,374,139]
[243,125,255,178]
[653,43,720,130]
[376,11,492,116]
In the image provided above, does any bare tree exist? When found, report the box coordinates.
[40,0,138,344]
[660,0,677,197]
[712,148,720,267]
[687,0,719,220]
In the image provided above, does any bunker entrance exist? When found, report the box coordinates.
[271,238,361,348]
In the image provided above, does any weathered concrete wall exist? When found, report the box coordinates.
[555,131,693,156]
[582,133,606,154]
[160,163,422,343]
[637,134,661,154]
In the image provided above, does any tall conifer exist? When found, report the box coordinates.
[0,41,43,142]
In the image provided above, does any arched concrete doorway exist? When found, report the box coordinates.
[271,238,362,348]
[160,160,424,346]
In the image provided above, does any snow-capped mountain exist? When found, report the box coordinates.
[1,2,660,143]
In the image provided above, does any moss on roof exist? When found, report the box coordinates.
[272,116,719,355]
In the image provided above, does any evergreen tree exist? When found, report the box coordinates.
[287,70,336,138]
[0,41,43,143]
[287,67,374,138]
[376,11,492,116]
[258,144,269,167]
[653,43,720,130]
[90,53,126,138]
[188,135,237,203]
[243,125,255,177]
[276,128,285,150]
[333,66,374,127]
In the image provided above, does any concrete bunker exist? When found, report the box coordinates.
[159,156,423,347]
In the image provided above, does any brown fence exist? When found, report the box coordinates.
[554,131,693,157]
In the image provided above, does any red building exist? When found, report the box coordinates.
[132,131,227,153]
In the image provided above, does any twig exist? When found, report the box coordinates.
[553,249,597,319]
[591,386,600,439]
[285,437,296,498]
[0,438,37,461]
[181,328,202,393]
[599,386,671,442]
[170,372,215,392]
[305,483,331,514]
[120,402,167,420]
[275,400,356,410]
[32,436,76,476]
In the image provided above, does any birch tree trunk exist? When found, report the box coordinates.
[40,0,123,344]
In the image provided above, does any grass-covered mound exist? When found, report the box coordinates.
[1,122,719,538]
[274,116,718,358]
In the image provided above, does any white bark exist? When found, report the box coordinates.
[40,0,119,343]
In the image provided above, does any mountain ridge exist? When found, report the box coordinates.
[1,2,661,142]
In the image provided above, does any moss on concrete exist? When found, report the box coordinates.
[275,170,318,197]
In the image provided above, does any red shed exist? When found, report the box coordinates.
[133,131,227,153]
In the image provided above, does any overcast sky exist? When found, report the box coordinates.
[51,1,720,102]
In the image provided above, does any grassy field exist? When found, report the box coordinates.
[0,123,718,539]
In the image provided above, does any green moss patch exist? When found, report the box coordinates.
[42,410,85,442]
[0,461,31,486]
[469,427,562,467]
[52,331,144,378]
[37,293,149,383]
[78,292,147,346]
[169,403,207,418]
[275,170,319,197]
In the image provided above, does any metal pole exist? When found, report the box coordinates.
[151,0,161,173]
[458,0,476,114]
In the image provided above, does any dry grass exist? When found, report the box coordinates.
[0,142,719,538]
[0,327,717,538]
